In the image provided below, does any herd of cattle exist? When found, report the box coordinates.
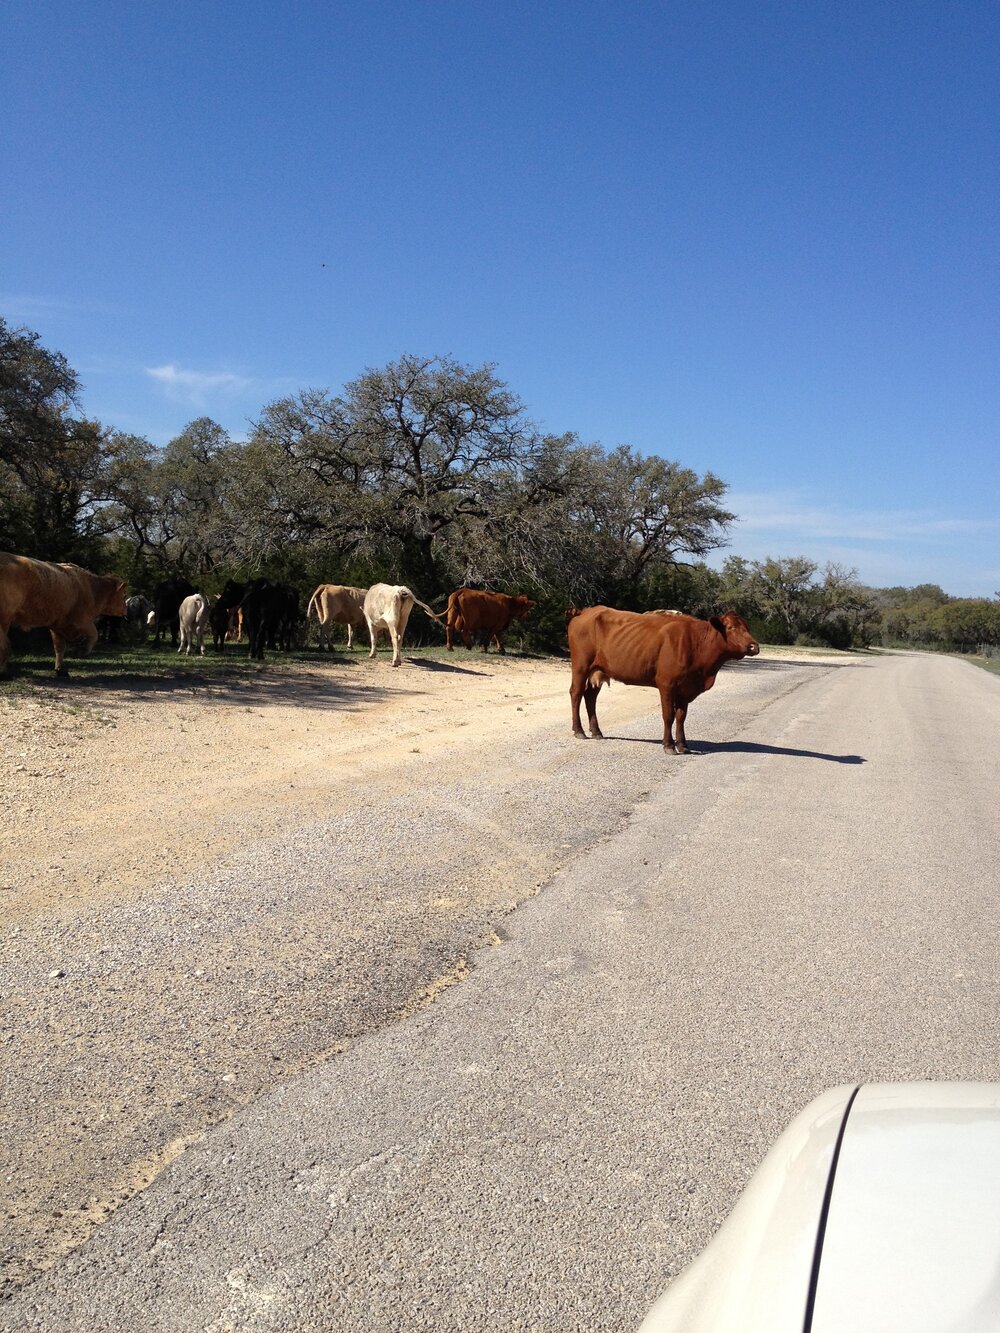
[0,554,536,672]
[0,550,760,751]
[123,575,536,667]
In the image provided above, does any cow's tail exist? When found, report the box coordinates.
[410,595,447,621]
[306,589,321,622]
[566,606,583,626]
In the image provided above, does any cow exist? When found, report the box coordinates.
[239,580,299,659]
[177,593,211,656]
[363,583,442,667]
[210,581,247,653]
[150,577,196,647]
[444,588,535,654]
[567,607,760,754]
[0,552,127,677]
[125,594,152,630]
[306,584,368,650]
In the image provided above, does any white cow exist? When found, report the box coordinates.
[177,593,211,656]
[363,584,441,667]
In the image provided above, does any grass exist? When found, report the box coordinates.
[0,635,546,695]
[961,653,1000,678]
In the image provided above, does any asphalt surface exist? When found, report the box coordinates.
[4,649,999,1330]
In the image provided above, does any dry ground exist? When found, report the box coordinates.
[2,650,660,925]
[3,647,675,1290]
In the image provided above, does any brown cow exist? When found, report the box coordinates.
[567,606,759,753]
[445,588,535,653]
[306,584,368,650]
[0,552,127,677]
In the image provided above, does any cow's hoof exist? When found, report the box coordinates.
[54,668,69,679]
[572,729,588,740]
[590,731,605,741]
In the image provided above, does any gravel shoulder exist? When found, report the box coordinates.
[5,648,998,1331]
[1,647,683,1291]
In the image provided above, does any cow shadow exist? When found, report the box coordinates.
[403,657,488,676]
[609,736,865,764]
[693,739,865,764]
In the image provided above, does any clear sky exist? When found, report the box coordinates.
[4,0,998,596]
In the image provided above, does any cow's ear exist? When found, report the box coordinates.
[709,616,726,636]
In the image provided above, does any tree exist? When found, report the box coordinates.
[0,317,107,561]
[341,354,532,586]
[245,356,538,587]
[745,556,818,641]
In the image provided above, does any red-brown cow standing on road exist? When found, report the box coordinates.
[0,552,127,677]
[567,606,759,753]
[445,588,535,653]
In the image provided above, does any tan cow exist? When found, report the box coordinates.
[306,584,368,650]
[0,552,127,676]
[363,583,442,667]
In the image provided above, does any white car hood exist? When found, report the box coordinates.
[640,1081,1000,1333]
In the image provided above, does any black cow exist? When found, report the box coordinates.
[125,594,152,629]
[150,577,196,647]
[211,580,246,652]
[239,580,299,659]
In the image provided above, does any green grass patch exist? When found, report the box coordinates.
[960,653,1000,677]
[0,637,548,696]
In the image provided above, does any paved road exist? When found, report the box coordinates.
[5,650,1000,1330]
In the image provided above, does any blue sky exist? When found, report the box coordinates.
[4,0,998,596]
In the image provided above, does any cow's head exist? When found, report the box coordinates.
[512,596,535,621]
[710,611,759,658]
[100,576,128,617]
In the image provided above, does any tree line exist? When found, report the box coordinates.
[2,315,996,653]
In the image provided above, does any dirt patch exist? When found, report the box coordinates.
[1,652,638,924]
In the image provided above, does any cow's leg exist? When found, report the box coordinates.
[50,629,69,677]
[366,617,379,659]
[570,668,589,738]
[0,625,10,674]
[659,690,678,753]
[346,622,353,651]
[81,624,99,657]
[495,634,506,655]
[674,703,690,755]
[583,680,604,738]
[388,624,402,667]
